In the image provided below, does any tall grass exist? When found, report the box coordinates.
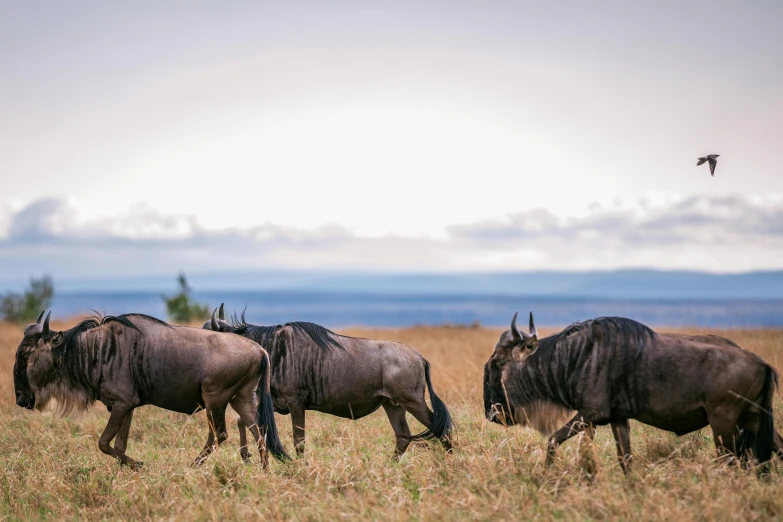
[1,321,782,520]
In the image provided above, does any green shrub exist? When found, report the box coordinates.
[1,275,54,323]
[162,274,210,324]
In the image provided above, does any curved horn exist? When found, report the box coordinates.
[218,303,225,321]
[529,311,537,337]
[36,310,45,324]
[211,308,219,331]
[510,312,522,341]
[42,311,51,336]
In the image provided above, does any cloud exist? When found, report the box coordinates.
[1,195,783,285]
[450,195,783,247]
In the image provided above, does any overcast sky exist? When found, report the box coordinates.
[1,1,782,285]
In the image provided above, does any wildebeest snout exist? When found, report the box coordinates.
[486,404,507,424]
[16,391,35,409]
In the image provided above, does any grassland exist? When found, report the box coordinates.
[1,320,783,521]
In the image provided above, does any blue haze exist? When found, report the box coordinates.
[52,291,783,329]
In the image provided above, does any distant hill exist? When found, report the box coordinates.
[43,269,783,300]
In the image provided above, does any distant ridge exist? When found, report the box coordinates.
[30,269,783,300]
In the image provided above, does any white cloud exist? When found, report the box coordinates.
[1,195,783,285]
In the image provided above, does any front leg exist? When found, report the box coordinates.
[113,410,135,454]
[98,405,142,469]
[546,411,595,466]
[290,404,306,457]
[611,419,632,474]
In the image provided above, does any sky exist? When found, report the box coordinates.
[1,1,782,286]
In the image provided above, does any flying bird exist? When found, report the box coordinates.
[697,154,720,176]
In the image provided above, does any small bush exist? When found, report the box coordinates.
[162,273,210,324]
[1,275,54,323]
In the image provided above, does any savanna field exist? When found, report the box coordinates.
[1,320,783,521]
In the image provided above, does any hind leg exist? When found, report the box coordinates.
[193,406,228,466]
[709,410,741,464]
[230,395,269,470]
[383,402,412,459]
[402,398,452,452]
[237,418,251,462]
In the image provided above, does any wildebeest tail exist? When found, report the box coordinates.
[256,352,290,462]
[411,359,453,441]
[737,365,777,465]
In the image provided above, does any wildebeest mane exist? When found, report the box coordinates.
[229,312,343,351]
[59,314,141,353]
[116,313,172,328]
[512,317,655,412]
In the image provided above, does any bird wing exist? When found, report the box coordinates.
[708,158,717,176]
[697,157,707,166]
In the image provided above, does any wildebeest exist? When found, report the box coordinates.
[484,312,781,473]
[204,305,453,458]
[13,311,288,468]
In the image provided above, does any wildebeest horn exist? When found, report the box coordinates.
[529,312,537,337]
[510,312,522,341]
[42,311,51,336]
[36,310,45,324]
[218,303,225,321]
[211,308,219,331]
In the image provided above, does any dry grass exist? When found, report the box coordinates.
[1,321,783,521]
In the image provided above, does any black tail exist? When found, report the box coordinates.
[256,352,290,462]
[737,365,777,466]
[411,359,453,443]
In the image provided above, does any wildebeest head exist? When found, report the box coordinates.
[483,312,538,425]
[202,304,230,331]
[13,311,64,410]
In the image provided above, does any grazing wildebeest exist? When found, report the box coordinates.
[484,312,781,473]
[204,305,453,458]
[13,311,288,469]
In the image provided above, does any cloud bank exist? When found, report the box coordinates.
[1,195,782,285]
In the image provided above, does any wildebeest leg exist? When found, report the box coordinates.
[236,418,251,462]
[611,419,632,474]
[98,405,142,469]
[403,399,453,452]
[708,407,741,464]
[193,407,228,466]
[290,404,306,457]
[711,426,739,464]
[382,402,412,459]
[113,410,135,455]
[546,411,594,466]
[230,396,269,470]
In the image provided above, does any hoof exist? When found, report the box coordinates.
[121,459,143,470]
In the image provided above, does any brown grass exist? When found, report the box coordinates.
[1,321,783,520]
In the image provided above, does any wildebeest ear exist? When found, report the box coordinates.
[512,336,538,361]
[49,331,64,347]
